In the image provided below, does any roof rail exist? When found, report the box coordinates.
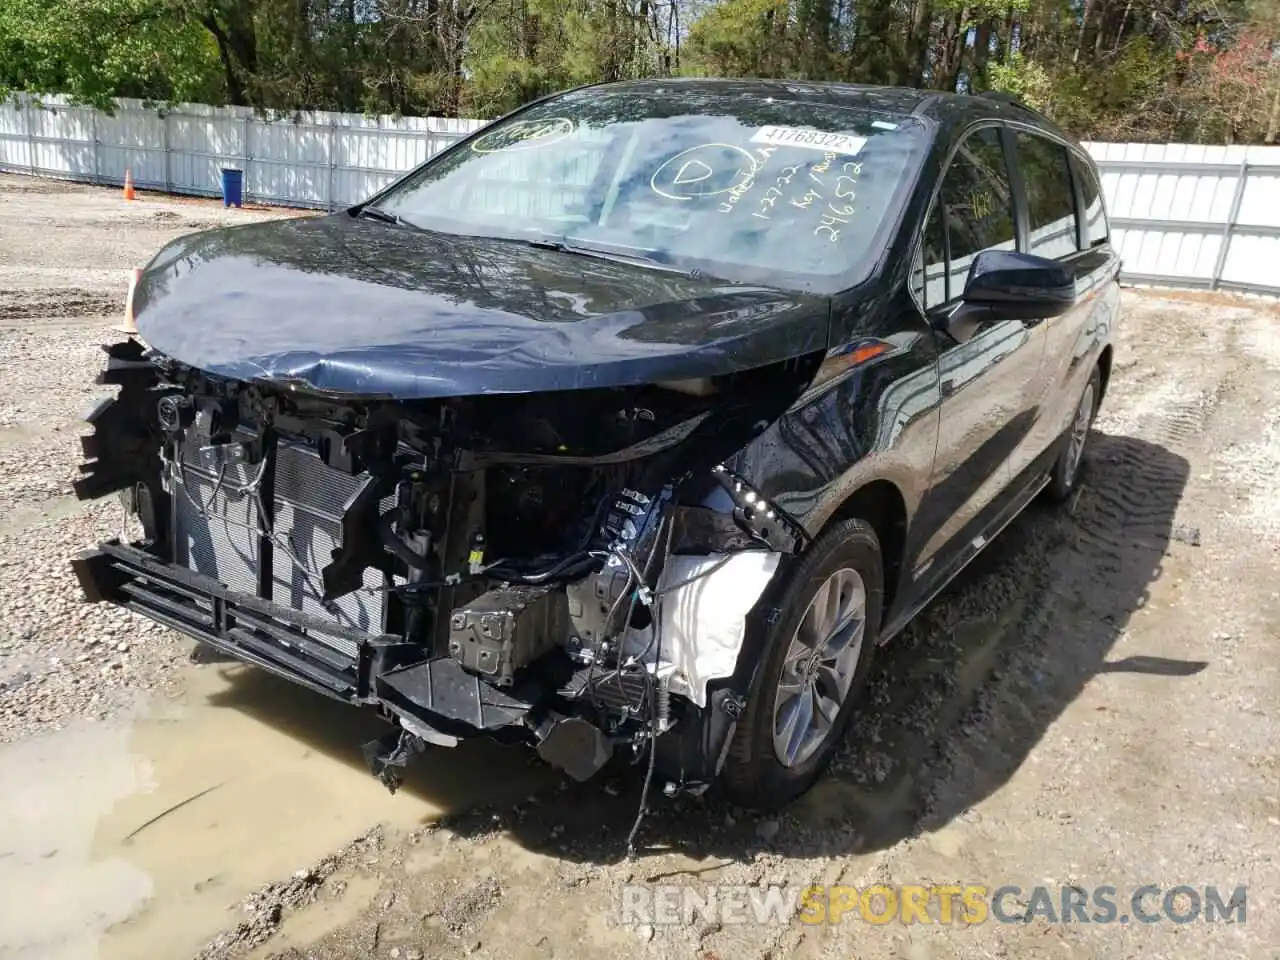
[975,90,1026,107]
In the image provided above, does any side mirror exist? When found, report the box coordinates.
[961,249,1076,321]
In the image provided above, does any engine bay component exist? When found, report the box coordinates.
[363,728,430,793]
[561,665,652,716]
[447,584,569,686]
[564,484,670,656]
[156,393,194,434]
[533,715,614,782]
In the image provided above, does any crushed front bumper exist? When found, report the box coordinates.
[72,539,752,792]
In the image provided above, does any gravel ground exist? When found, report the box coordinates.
[0,174,301,736]
[0,174,1277,960]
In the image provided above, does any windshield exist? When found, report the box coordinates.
[372,86,932,293]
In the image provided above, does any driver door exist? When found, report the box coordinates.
[910,125,1048,583]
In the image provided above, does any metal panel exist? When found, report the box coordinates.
[1079,141,1280,297]
[173,467,262,600]
[1119,272,1280,297]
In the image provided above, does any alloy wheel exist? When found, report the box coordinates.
[772,567,867,768]
[1065,382,1096,486]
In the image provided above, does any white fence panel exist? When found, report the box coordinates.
[28,103,97,179]
[1082,140,1280,296]
[96,101,168,188]
[167,103,248,196]
[247,112,333,206]
[0,103,31,171]
[0,94,1277,295]
[0,93,484,208]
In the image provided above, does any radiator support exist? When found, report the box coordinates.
[169,436,393,659]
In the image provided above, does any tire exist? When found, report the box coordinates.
[1044,364,1102,503]
[721,517,883,810]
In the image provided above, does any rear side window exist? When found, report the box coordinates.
[1074,156,1110,247]
[1014,132,1079,259]
[919,126,1016,307]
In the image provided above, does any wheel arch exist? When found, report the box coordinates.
[1097,344,1114,402]
[822,478,908,628]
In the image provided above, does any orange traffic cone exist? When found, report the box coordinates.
[114,267,141,336]
[123,169,136,201]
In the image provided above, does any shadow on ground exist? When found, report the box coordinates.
[201,431,1194,865]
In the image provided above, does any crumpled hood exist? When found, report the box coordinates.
[133,215,830,398]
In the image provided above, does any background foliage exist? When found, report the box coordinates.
[2,0,1278,142]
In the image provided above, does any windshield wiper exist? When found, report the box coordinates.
[354,205,402,225]
[525,237,688,275]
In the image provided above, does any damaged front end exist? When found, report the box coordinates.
[72,338,817,794]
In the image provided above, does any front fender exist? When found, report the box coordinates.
[728,329,941,540]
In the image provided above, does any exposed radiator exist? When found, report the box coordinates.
[171,440,391,658]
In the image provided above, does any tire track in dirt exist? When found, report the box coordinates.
[0,288,122,322]
[1201,311,1280,542]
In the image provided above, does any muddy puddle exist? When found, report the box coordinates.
[0,660,558,959]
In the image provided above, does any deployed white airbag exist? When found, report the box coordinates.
[643,550,782,708]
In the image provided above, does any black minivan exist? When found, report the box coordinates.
[73,79,1119,809]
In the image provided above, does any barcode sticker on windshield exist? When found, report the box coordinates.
[750,126,867,156]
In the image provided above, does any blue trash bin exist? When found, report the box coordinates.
[220,167,244,208]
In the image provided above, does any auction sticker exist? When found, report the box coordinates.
[750,126,867,156]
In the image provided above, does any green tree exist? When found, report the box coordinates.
[1,0,1277,142]
[0,0,221,107]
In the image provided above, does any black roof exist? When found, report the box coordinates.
[582,78,1076,146]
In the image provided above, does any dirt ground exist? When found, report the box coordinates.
[0,172,1277,960]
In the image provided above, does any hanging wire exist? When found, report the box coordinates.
[625,593,662,860]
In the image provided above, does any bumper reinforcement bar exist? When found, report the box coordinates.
[71,541,534,720]
[72,540,616,785]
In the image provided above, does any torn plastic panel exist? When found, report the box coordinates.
[74,339,167,501]
[70,335,817,795]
